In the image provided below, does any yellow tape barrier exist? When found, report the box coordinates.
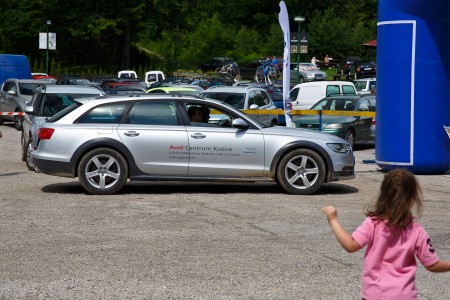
[213,109,376,118]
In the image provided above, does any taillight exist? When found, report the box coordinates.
[372,119,376,125]
[38,128,55,139]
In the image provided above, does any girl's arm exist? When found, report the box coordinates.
[322,206,361,253]
[426,260,450,272]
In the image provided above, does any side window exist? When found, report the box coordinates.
[369,99,376,111]
[250,91,269,107]
[125,101,177,125]
[357,99,370,111]
[289,87,300,102]
[2,82,10,92]
[77,103,128,124]
[185,102,236,128]
[342,85,356,95]
[326,85,340,96]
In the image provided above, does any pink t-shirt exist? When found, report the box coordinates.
[352,217,439,300]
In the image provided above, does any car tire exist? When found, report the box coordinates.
[78,148,128,195]
[299,76,305,83]
[14,114,23,131]
[25,140,36,171]
[21,132,26,161]
[0,117,4,125]
[276,148,326,195]
[344,129,355,148]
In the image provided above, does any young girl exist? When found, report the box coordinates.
[322,168,450,299]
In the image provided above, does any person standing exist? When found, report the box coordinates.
[322,168,450,300]
[311,56,317,66]
[324,54,331,67]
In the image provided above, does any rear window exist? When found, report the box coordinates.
[200,92,245,109]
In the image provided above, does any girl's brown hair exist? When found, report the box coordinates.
[366,168,423,228]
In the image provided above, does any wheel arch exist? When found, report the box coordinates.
[71,138,138,178]
[270,141,334,182]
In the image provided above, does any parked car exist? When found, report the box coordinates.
[56,75,93,86]
[290,81,357,110]
[353,78,376,95]
[289,63,327,83]
[31,73,57,83]
[22,84,105,170]
[0,78,49,130]
[200,57,238,73]
[103,85,147,95]
[100,78,147,90]
[354,60,376,79]
[292,95,376,148]
[147,86,200,96]
[336,56,362,74]
[117,70,138,79]
[144,71,165,88]
[31,94,355,195]
[199,86,279,127]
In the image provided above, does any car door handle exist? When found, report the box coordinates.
[124,131,140,137]
[190,133,206,139]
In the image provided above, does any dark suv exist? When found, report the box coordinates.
[337,56,361,74]
[354,60,376,79]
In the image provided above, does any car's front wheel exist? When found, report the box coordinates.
[276,149,326,195]
[344,129,355,149]
[78,148,128,195]
[14,114,23,131]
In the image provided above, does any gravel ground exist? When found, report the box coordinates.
[1,123,449,299]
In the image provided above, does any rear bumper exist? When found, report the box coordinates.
[32,157,75,178]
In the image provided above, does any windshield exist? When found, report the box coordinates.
[19,83,44,95]
[199,92,245,109]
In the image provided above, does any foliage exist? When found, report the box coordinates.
[0,0,378,76]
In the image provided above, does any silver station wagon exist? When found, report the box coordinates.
[31,94,355,195]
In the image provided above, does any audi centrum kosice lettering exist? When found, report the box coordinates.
[31,94,355,195]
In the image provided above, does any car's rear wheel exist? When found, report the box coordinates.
[344,129,355,148]
[25,140,36,171]
[276,149,325,195]
[78,148,128,195]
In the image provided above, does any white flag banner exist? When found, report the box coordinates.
[278,1,292,127]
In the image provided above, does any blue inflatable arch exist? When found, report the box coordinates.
[376,0,450,173]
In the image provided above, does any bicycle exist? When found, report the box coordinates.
[255,58,279,85]
[215,63,240,81]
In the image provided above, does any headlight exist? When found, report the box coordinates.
[324,123,343,129]
[306,73,314,78]
[327,143,352,153]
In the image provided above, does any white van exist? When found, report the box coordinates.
[117,70,138,79]
[144,71,165,87]
[290,81,357,109]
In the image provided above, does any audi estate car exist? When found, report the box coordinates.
[31,94,355,195]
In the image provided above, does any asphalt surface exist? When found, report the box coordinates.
[1,123,450,299]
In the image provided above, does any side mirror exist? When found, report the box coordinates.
[24,105,35,115]
[231,118,249,130]
[249,104,259,109]
[7,90,16,96]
